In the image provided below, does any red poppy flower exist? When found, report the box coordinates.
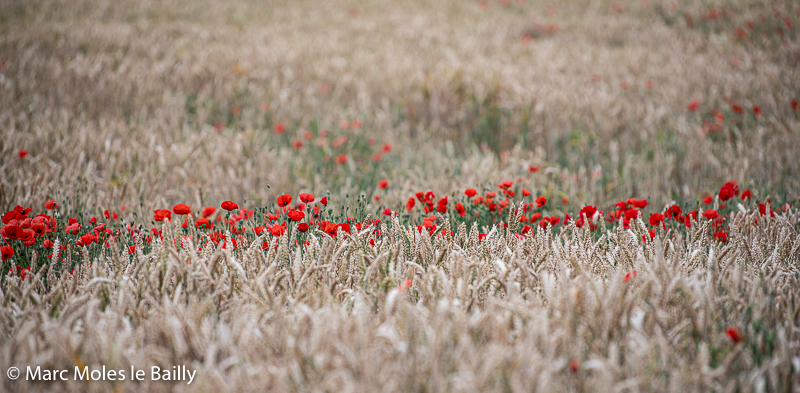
[378,180,389,189]
[702,209,719,220]
[687,99,700,112]
[195,218,213,229]
[16,218,30,229]
[320,196,328,206]
[404,197,415,211]
[570,359,579,374]
[702,196,713,204]
[455,202,466,217]
[528,165,540,173]
[202,206,216,218]
[79,233,97,246]
[632,199,648,209]
[731,103,743,115]
[719,187,733,201]
[287,210,305,221]
[498,180,514,190]
[154,209,172,222]
[465,189,477,198]
[292,140,304,150]
[297,223,309,232]
[530,212,542,222]
[17,149,28,158]
[173,203,191,215]
[623,270,637,283]
[33,214,53,226]
[45,200,58,210]
[299,193,315,203]
[322,222,337,236]
[64,224,79,235]
[31,222,46,236]
[335,154,348,164]
[522,188,531,197]
[666,204,682,219]
[221,201,239,211]
[382,143,392,153]
[725,327,744,344]
[274,123,286,134]
[535,196,547,208]
[19,229,35,246]
[2,211,21,224]
[719,181,739,200]
[382,208,394,216]
[1,246,13,261]
[277,194,293,207]
[752,105,761,116]
[579,205,597,219]
[648,213,664,226]
[740,189,752,200]
[270,224,286,236]
[713,231,729,242]
[624,209,640,220]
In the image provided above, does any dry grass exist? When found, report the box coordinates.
[2,0,799,210]
[1,0,800,391]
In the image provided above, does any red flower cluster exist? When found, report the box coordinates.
[408,191,440,214]
[605,198,648,229]
[2,205,57,247]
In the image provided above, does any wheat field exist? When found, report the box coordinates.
[1,0,799,391]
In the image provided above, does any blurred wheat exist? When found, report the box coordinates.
[2,0,799,213]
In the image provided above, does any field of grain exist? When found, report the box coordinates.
[1,0,800,391]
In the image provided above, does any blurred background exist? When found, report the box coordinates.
[1,0,798,215]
